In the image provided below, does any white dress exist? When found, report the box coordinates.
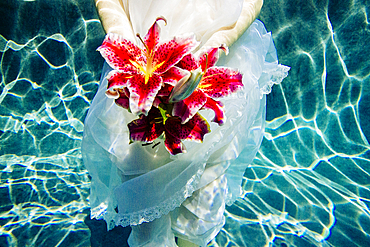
[82,0,289,246]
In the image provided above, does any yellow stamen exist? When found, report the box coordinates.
[145,73,150,84]
[198,83,213,89]
[134,27,167,84]
[129,59,146,74]
[198,72,224,89]
[201,72,223,80]
[151,60,166,73]
[204,53,209,71]
[136,33,149,52]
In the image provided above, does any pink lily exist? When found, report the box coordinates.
[128,107,210,155]
[98,17,198,116]
[170,45,243,125]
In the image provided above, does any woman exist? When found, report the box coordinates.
[82,0,289,246]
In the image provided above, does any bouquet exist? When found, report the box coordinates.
[98,17,243,155]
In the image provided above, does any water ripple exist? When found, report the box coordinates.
[212,0,370,246]
[0,0,369,246]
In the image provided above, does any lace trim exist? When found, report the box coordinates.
[112,167,204,227]
[259,64,290,96]
[91,201,109,220]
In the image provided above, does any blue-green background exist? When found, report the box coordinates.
[0,0,369,246]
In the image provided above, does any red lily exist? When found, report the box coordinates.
[98,17,198,116]
[128,107,210,155]
[170,45,243,125]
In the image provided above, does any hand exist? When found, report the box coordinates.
[94,0,136,41]
[94,0,263,48]
[202,0,263,48]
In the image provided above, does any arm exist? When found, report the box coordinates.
[94,0,136,41]
[94,0,263,47]
[202,0,263,48]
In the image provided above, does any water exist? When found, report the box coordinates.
[0,0,369,246]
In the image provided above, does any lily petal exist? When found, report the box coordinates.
[172,89,207,124]
[128,108,165,142]
[165,114,209,144]
[115,90,130,110]
[128,73,163,115]
[105,70,132,99]
[152,97,163,108]
[144,17,166,54]
[154,83,173,105]
[164,117,187,138]
[203,98,225,125]
[184,113,211,142]
[153,34,199,74]
[199,67,243,98]
[157,83,174,97]
[162,66,190,86]
[199,47,219,72]
[164,131,185,155]
[98,33,146,72]
[107,70,132,88]
[163,117,187,154]
[199,45,228,71]
[176,53,199,71]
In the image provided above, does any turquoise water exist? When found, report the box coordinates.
[0,0,369,246]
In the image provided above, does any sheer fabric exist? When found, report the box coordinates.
[82,0,289,246]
